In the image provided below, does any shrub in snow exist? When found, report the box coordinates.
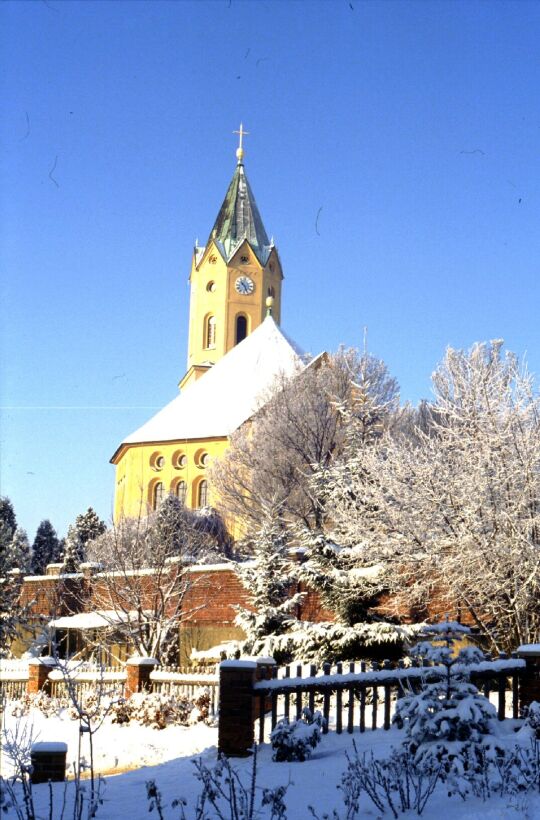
[110,690,212,729]
[270,708,325,762]
[393,620,501,797]
[522,701,540,739]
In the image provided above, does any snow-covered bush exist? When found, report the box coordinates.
[393,621,501,796]
[110,690,212,729]
[239,619,422,666]
[522,701,540,739]
[270,708,325,762]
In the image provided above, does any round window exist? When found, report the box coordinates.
[200,452,210,467]
[206,281,216,292]
[209,255,217,265]
[150,452,165,471]
[172,451,187,469]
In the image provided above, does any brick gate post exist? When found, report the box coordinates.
[125,657,159,697]
[517,644,540,713]
[27,657,56,695]
[218,660,257,757]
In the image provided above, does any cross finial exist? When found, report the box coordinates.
[233,123,249,164]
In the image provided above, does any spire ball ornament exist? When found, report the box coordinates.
[265,295,274,316]
[233,122,249,164]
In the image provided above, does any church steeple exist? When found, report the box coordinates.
[184,127,283,384]
[207,126,272,265]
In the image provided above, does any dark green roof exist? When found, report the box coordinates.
[207,163,272,264]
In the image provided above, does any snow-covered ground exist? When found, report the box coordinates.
[2,706,540,819]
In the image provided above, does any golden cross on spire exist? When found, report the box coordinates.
[233,122,249,164]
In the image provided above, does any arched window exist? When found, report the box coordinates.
[205,315,216,349]
[197,479,208,509]
[235,314,248,345]
[176,480,187,505]
[152,481,164,510]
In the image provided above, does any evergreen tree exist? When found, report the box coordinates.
[61,507,106,572]
[62,526,84,572]
[9,527,31,574]
[235,505,303,652]
[394,621,499,793]
[0,521,14,576]
[73,507,106,548]
[31,520,60,575]
[0,496,17,536]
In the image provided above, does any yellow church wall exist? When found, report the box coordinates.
[113,437,230,522]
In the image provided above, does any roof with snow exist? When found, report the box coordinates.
[206,162,273,265]
[111,317,304,460]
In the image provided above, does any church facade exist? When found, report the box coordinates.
[110,129,302,527]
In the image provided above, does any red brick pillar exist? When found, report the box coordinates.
[125,657,159,697]
[218,660,257,757]
[27,657,56,695]
[517,645,540,712]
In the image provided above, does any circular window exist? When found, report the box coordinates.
[206,281,216,292]
[195,449,210,468]
[240,255,249,264]
[172,451,187,469]
[209,255,217,264]
[150,452,165,471]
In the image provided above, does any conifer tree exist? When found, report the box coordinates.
[0,496,17,536]
[31,520,60,575]
[73,507,106,548]
[235,505,303,652]
[9,527,31,574]
[61,507,106,571]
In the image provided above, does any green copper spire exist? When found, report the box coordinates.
[207,127,272,264]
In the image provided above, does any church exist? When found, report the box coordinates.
[110,127,305,529]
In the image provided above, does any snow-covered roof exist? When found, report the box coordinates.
[114,317,305,453]
[48,610,138,630]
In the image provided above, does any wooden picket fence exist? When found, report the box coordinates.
[252,656,525,743]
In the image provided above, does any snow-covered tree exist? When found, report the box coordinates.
[62,507,107,571]
[394,621,499,794]
[296,528,387,627]
[8,528,31,574]
[210,348,399,535]
[0,496,17,535]
[235,505,303,652]
[31,519,61,574]
[325,341,540,652]
[87,508,222,663]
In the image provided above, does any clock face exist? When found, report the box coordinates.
[235,275,254,295]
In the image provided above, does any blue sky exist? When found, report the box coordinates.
[1,0,539,540]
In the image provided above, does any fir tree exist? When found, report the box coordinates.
[73,507,106,547]
[61,507,106,571]
[31,519,60,575]
[9,527,31,574]
[62,526,84,572]
[0,496,17,536]
[394,620,499,793]
[0,521,14,576]
[235,505,303,653]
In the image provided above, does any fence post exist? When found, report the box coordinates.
[27,657,56,695]
[218,660,257,757]
[125,657,159,697]
[517,645,540,713]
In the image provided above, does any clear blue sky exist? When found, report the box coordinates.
[1,0,539,541]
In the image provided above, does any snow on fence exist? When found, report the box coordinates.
[48,666,127,698]
[0,659,29,700]
[150,665,219,714]
[252,655,526,743]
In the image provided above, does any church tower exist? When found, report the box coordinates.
[181,125,283,389]
[111,128,303,525]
